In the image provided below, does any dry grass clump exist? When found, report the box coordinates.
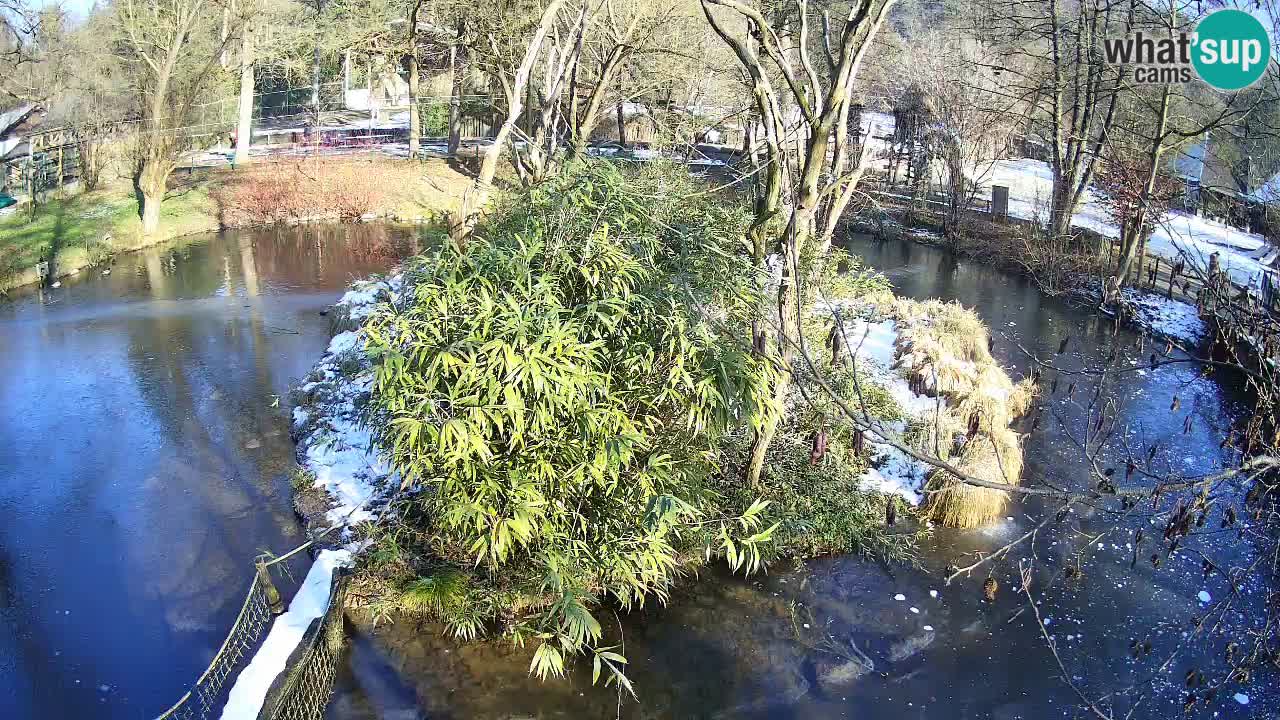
[905,405,967,459]
[922,428,1024,529]
[893,300,990,396]
[883,297,1038,528]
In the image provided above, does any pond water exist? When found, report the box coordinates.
[326,234,1274,719]
[1,224,1269,720]
[0,225,420,719]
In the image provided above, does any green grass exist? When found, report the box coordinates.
[0,157,482,293]
[0,180,220,291]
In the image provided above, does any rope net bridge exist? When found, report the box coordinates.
[154,550,350,720]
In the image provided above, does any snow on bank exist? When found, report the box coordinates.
[817,308,935,505]
[1071,279,1207,346]
[218,277,407,720]
[218,549,352,720]
[291,276,403,528]
[1117,289,1207,345]
[987,159,1276,288]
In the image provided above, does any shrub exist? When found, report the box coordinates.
[712,423,919,563]
[421,102,449,137]
[361,161,781,686]
[215,157,420,226]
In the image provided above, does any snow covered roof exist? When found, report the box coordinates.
[0,104,38,139]
[2,139,30,162]
[1249,169,1280,204]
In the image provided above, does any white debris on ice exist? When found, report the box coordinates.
[218,550,353,720]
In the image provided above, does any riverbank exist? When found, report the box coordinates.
[0,156,474,293]
[850,207,1213,346]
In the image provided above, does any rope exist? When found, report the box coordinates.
[154,471,405,719]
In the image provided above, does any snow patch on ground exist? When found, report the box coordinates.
[1119,289,1207,345]
[292,276,403,528]
[218,549,352,720]
[1073,279,1207,346]
[988,158,1276,289]
[815,306,937,505]
[337,276,403,323]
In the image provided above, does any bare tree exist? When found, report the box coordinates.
[112,0,243,234]
[702,0,897,486]
[511,2,588,184]
[1098,5,1277,301]
[565,0,678,151]
[894,26,1019,238]
[446,18,469,155]
[981,0,1128,242]
[447,0,568,244]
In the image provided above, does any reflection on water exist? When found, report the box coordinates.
[326,234,1270,719]
[0,224,419,719]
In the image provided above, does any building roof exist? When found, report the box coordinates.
[2,140,30,162]
[0,104,38,139]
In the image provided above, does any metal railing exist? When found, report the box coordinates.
[259,571,351,720]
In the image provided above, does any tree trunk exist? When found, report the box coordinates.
[311,24,323,118]
[747,243,800,487]
[407,1,422,160]
[136,161,167,236]
[234,25,255,166]
[1106,84,1171,302]
[616,101,626,147]
[1048,178,1075,241]
[447,38,464,156]
[408,53,420,159]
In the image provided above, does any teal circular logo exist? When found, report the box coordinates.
[1192,9,1271,91]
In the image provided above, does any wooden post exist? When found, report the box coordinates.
[256,559,285,615]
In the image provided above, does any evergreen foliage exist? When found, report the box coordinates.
[361,161,782,683]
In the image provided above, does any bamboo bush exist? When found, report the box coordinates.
[360,161,783,687]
